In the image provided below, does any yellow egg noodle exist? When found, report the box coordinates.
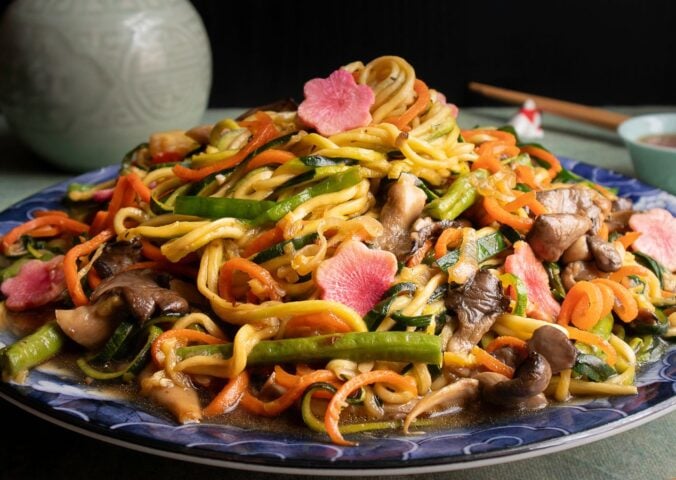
[0,55,674,446]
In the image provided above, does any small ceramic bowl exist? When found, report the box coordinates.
[617,113,676,194]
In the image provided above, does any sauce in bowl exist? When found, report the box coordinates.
[638,133,676,149]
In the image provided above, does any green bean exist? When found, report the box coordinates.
[0,321,66,379]
[174,196,275,219]
[252,167,362,225]
[177,331,442,366]
[424,169,487,220]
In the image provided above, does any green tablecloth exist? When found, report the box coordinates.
[0,107,674,480]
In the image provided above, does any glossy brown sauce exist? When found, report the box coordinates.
[638,133,676,149]
[0,316,572,439]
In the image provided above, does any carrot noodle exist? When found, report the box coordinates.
[514,165,538,189]
[272,365,339,399]
[461,129,517,145]
[126,172,152,204]
[3,55,669,446]
[325,370,416,446]
[406,239,432,267]
[203,371,249,417]
[434,228,462,259]
[618,231,642,249]
[241,369,337,417]
[244,149,296,172]
[565,326,617,366]
[592,278,639,323]
[63,229,115,307]
[520,145,562,179]
[485,336,528,355]
[594,282,615,318]
[140,239,166,261]
[89,210,108,236]
[104,176,130,229]
[384,79,431,131]
[173,112,279,182]
[471,346,515,378]
[284,312,352,337]
[2,215,89,253]
[87,267,102,290]
[242,227,284,258]
[218,257,284,302]
[33,210,69,218]
[25,225,60,238]
[557,281,604,330]
[483,196,534,232]
[609,265,661,298]
[503,191,547,216]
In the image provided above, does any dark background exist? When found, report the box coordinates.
[187,0,676,108]
[0,0,674,109]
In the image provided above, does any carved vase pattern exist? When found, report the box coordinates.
[0,0,212,171]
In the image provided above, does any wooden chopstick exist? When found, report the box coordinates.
[468,81,630,130]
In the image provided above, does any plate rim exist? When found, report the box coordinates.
[1,382,674,476]
[0,158,675,475]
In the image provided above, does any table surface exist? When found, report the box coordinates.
[0,107,674,480]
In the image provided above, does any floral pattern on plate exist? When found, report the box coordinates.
[0,159,674,474]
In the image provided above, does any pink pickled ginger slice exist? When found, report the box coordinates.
[298,69,375,136]
[505,241,561,320]
[629,208,676,271]
[316,240,397,316]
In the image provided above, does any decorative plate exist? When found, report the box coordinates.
[0,159,674,476]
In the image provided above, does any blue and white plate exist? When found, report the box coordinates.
[0,159,675,476]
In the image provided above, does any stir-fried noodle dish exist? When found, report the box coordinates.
[1,56,675,446]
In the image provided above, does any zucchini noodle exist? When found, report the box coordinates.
[1,54,672,447]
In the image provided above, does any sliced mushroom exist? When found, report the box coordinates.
[526,213,592,262]
[479,352,552,407]
[491,346,524,369]
[93,238,142,279]
[409,217,466,253]
[372,173,427,260]
[536,185,611,233]
[445,270,510,354]
[139,367,202,424]
[91,271,189,322]
[403,378,479,433]
[55,295,126,349]
[606,211,633,233]
[612,197,633,212]
[561,235,592,264]
[474,371,548,409]
[561,261,604,291]
[527,325,577,374]
[185,124,213,145]
[148,130,199,159]
[587,235,622,272]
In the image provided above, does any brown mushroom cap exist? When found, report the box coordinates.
[479,351,552,407]
[527,325,577,374]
